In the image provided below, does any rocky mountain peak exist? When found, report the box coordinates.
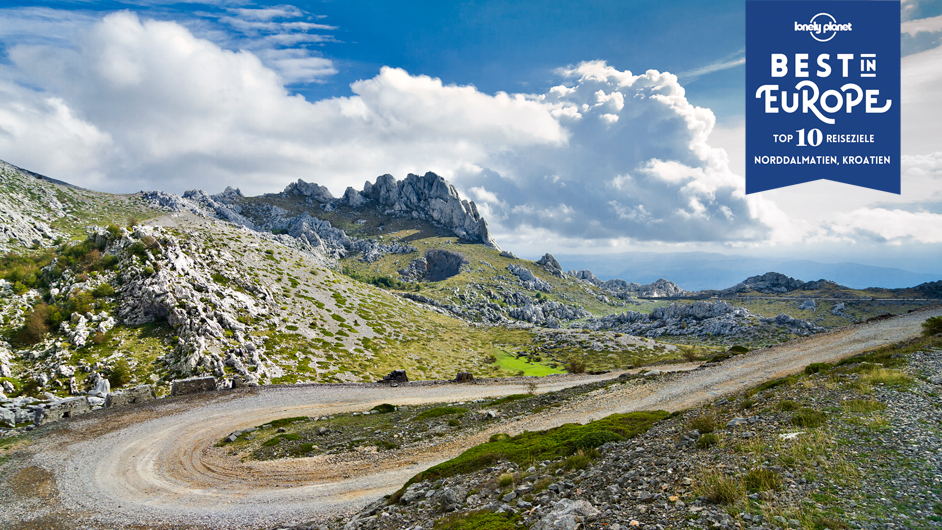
[536,253,564,277]
[360,172,499,249]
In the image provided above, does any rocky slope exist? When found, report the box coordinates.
[308,339,942,530]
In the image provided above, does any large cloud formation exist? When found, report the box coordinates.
[458,61,772,244]
[0,11,772,246]
[15,9,942,250]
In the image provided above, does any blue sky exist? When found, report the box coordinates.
[1,0,941,278]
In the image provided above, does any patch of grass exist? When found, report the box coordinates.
[563,449,595,470]
[922,316,942,336]
[842,399,886,414]
[791,407,826,428]
[574,429,623,450]
[744,468,782,492]
[696,469,744,505]
[747,374,799,397]
[497,473,514,488]
[696,433,719,449]
[403,411,668,489]
[812,516,849,530]
[738,398,757,411]
[490,394,530,407]
[777,399,801,411]
[433,510,521,530]
[491,351,564,377]
[859,367,914,388]
[804,362,832,375]
[372,403,398,414]
[268,417,308,429]
[415,406,468,420]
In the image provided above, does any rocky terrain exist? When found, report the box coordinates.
[0,159,938,439]
[304,335,942,530]
[583,300,823,343]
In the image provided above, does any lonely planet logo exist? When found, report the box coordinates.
[794,13,852,42]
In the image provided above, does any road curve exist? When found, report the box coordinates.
[9,307,942,529]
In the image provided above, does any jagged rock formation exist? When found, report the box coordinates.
[507,264,553,293]
[284,180,334,203]
[536,253,565,277]
[584,300,823,339]
[361,172,499,249]
[145,188,416,264]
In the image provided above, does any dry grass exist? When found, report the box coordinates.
[695,468,744,505]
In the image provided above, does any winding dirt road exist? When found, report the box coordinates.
[3,307,940,530]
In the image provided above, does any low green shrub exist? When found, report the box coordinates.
[415,406,468,420]
[696,433,719,449]
[923,316,942,336]
[92,283,115,298]
[687,415,717,434]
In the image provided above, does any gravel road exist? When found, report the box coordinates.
[4,307,940,530]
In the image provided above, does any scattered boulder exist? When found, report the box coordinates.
[105,384,156,408]
[380,370,409,384]
[171,376,217,396]
[454,372,474,383]
[531,498,600,530]
[798,299,816,310]
[88,373,111,397]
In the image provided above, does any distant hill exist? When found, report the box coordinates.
[551,251,941,291]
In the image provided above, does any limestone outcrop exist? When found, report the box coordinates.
[362,172,499,248]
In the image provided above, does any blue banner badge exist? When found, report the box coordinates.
[746,1,901,194]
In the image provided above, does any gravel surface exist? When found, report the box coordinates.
[1,307,939,530]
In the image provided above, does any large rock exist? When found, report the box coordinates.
[105,384,157,408]
[531,499,600,530]
[380,370,409,384]
[341,187,368,207]
[362,172,500,248]
[283,179,334,202]
[33,397,91,426]
[537,253,564,277]
[171,376,217,396]
[88,373,110,397]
